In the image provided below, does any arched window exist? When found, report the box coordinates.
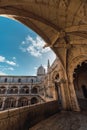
[31,97,38,105]
[5,78,7,82]
[0,86,6,94]
[18,97,28,107]
[31,87,38,94]
[4,98,16,109]
[18,78,21,83]
[10,86,18,94]
[21,86,29,94]
[55,74,59,80]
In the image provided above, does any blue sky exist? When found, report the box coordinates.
[0,16,56,76]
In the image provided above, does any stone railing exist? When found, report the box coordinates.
[0,100,59,130]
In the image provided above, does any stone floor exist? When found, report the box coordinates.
[30,111,87,130]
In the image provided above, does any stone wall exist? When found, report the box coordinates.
[0,101,59,130]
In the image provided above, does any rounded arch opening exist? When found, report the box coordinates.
[31,97,39,105]
[73,61,87,110]
[4,97,16,109]
[9,86,18,94]
[0,86,6,94]
[0,16,56,76]
[21,86,29,94]
[31,87,38,94]
[18,97,28,107]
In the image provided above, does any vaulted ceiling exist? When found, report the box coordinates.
[0,0,87,51]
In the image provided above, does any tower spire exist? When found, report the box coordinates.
[47,59,50,71]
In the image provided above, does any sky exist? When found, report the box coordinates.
[0,16,56,76]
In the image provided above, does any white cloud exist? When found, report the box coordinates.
[6,60,16,66]
[0,65,14,71]
[34,67,38,70]
[8,67,14,71]
[13,57,16,60]
[20,35,50,57]
[0,71,7,75]
[0,56,5,62]
[0,55,17,66]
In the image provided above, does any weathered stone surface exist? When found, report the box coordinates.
[0,101,59,130]
[30,111,87,130]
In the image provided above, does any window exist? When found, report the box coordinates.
[31,79,33,83]
[5,78,7,82]
[18,78,21,83]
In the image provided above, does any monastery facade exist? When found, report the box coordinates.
[0,65,46,110]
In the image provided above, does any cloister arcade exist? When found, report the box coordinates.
[0,75,45,110]
[9,86,18,94]
[20,86,29,94]
[4,97,16,109]
[0,0,87,112]
[0,85,38,95]
[0,86,6,94]
[0,96,40,110]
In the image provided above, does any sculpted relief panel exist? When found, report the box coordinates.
[67,44,87,79]
[68,55,87,81]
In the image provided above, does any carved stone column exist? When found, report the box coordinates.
[16,97,19,107]
[52,83,57,100]
[1,98,5,110]
[29,85,31,94]
[60,82,66,109]
[69,80,80,111]
[59,69,68,110]
[28,100,31,105]
[18,85,20,94]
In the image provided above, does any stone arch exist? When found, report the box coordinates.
[18,97,28,107]
[31,97,39,105]
[52,71,60,81]
[31,87,38,94]
[73,60,87,109]
[0,2,65,72]
[68,55,87,82]
[21,86,29,94]
[68,55,87,111]
[9,86,18,94]
[0,2,63,61]
[0,86,6,94]
[4,97,16,109]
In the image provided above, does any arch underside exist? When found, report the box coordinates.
[0,0,87,62]
[0,0,87,111]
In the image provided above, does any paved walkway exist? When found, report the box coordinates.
[30,111,87,130]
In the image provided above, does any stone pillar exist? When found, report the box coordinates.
[1,98,5,110]
[29,85,31,94]
[16,98,19,107]
[69,80,80,111]
[18,85,21,94]
[59,70,67,110]
[28,100,31,105]
[53,83,58,100]
[60,82,67,109]
[5,86,8,94]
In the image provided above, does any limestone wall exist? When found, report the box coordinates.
[0,101,59,130]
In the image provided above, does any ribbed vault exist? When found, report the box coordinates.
[0,0,87,67]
